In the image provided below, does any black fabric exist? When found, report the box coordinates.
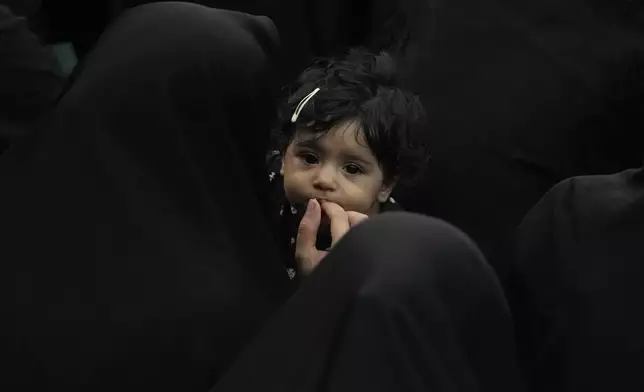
[392,0,644,279]
[36,1,295,78]
[38,0,417,85]
[36,0,111,53]
[0,4,64,153]
[110,0,405,76]
[0,0,42,16]
[508,167,644,391]
[0,3,292,391]
[213,213,524,392]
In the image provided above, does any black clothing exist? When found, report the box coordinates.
[36,0,111,55]
[0,4,290,391]
[213,213,524,392]
[393,0,644,279]
[0,1,41,17]
[37,0,415,84]
[0,4,63,153]
[508,167,644,391]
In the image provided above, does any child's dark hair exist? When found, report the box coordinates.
[273,48,429,185]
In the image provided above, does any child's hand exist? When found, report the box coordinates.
[294,199,367,277]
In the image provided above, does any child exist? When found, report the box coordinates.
[267,48,428,281]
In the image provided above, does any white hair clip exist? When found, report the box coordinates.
[291,87,321,123]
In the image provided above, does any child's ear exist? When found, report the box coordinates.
[280,159,284,175]
[377,178,397,203]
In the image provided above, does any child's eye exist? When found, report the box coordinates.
[299,152,319,165]
[344,163,364,175]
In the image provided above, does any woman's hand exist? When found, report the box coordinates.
[294,199,367,277]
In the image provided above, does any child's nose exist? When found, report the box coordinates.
[313,165,337,191]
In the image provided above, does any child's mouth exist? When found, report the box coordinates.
[295,198,339,208]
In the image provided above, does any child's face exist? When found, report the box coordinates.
[281,120,395,215]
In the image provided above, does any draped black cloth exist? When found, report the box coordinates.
[508,167,644,391]
[392,0,644,278]
[0,4,291,391]
[213,213,524,392]
[0,4,63,153]
[0,0,42,17]
[36,0,419,84]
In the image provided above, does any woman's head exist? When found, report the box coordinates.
[53,4,279,195]
[275,48,428,214]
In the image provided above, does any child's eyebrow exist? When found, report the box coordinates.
[294,138,320,149]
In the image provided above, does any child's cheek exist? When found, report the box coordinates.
[282,176,306,205]
[340,192,371,215]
